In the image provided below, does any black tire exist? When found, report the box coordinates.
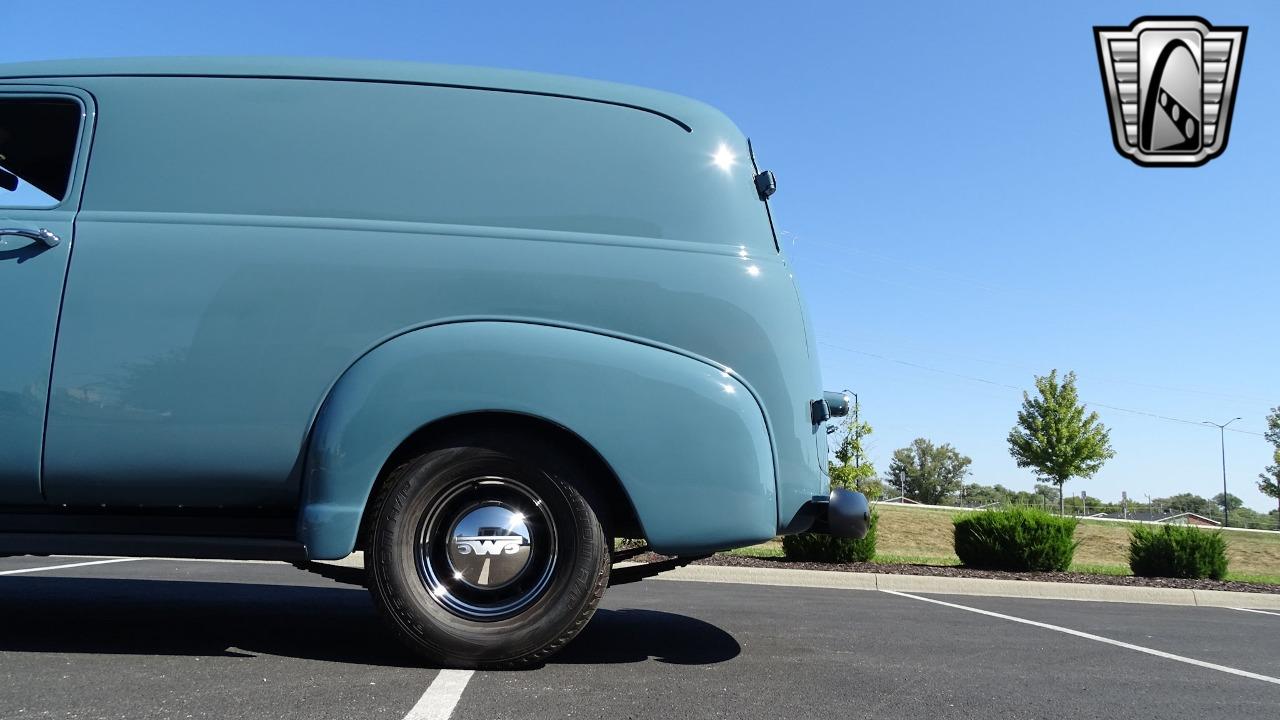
[366,431,610,668]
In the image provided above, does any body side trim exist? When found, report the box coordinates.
[72,210,764,258]
[0,73,692,132]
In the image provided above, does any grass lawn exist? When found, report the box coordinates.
[874,504,1280,576]
[720,503,1280,584]
[724,542,784,558]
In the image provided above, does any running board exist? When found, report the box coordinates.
[0,533,306,561]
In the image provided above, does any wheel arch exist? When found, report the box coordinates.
[353,410,646,552]
[297,320,776,559]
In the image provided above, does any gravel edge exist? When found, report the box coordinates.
[629,553,1280,595]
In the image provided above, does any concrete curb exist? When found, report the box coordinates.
[651,564,1280,610]
[325,552,1280,609]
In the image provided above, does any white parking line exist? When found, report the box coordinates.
[884,589,1280,686]
[1234,607,1280,618]
[0,557,140,576]
[402,669,474,720]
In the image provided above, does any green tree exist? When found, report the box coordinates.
[829,403,876,492]
[1007,370,1115,515]
[1226,506,1268,529]
[960,482,1005,507]
[1062,492,1106,516]
[857,477,885,501]
[886,438,972,505]
[1260,455,1280,529]
[1030,483,1060,509]
[1212,492,1244,513]
[1156,492,1217,517]
[1260,407,1280,529]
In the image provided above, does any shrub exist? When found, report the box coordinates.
[953,507,1079,571]
[783,512,878,563]
[1128,524,1228,580]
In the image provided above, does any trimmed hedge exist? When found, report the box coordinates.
[953,508,1079,571]
[1129,524,1228,580]
[783,512,878,563]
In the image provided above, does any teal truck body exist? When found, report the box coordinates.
[0,58,866,665]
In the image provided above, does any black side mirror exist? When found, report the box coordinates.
[754,170,776,200]
[0,167,17,192]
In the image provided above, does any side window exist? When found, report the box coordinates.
[0,97,82,209]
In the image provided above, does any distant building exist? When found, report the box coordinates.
[880,496,923,505]
[1095,510,1221,527]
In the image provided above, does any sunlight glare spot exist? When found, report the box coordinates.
[711,143,737,172]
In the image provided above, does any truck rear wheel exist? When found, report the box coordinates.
[365,432,610,667]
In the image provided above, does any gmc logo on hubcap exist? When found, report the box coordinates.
[454,536,525,556]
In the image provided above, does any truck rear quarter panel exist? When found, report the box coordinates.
[302,321,775,558]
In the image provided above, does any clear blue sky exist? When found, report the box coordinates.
[8,1,1277,511]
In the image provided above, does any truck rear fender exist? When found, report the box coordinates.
[299,321,776,559]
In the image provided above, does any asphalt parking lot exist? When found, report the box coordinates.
[2,556,1277,720]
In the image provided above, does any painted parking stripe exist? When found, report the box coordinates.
[1234,607,1280,618]
[0,557,140,576]
[402,669,474,720]
[884,589,1280,686]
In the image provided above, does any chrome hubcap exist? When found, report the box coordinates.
[446,504,533,589]
[416,477,557,621]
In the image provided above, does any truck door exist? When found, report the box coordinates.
[0,88,93,504]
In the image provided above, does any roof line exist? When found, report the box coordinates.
[0,71,693,132]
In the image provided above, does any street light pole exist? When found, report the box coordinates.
[848,391,861,494]
[1203,417,1241,527]
[848,391,860,469]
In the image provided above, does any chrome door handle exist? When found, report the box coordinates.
[0,227,61,247]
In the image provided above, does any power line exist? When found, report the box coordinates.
[817,340,1267,438]
[796,235,1022,297]
[817,332,1269,404]
[1084,401,1263,437]
[793,236,1272,405]
[818,341,1021,390]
